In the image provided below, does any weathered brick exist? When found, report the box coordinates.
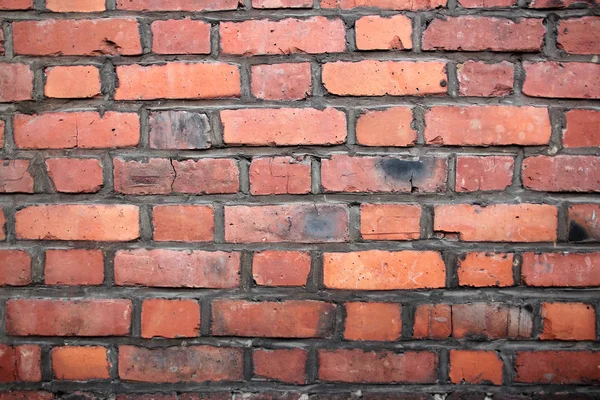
[413,304,452,339]
[16,205,140,241]
[115,63,240,100]
[0,63,33,102]
[458,252,514,287]
[0,345,41,382]
[456,156,514,192]
[323,60,447,96]
[152,205,214,242]
[46,158,103,193]
[141,299,201,338]
[318,349,438,383]
[0,160,34,193]
[212,300,336,338]
[423,17,544,51]
[0,250,31,286]
[118,345,243,382]
[522,252,600,287]
[515,351,600,384]
[45,249,104,286]
[250,156,311,195]
[360,204,421,240]
[251,63,311,100]
[541,302,596,341]
[522,155,600,192]
[116,0,239,10]
[151,19,211,54]
[51,347,110,380]
[568,204,600,242]
[253,349,307,384]
[355,15,412,50]
[563,109,600,148]
[523,62,600,99]
[45,66,101,98]
[424,106,550,146]
[322,155,448,193]
[13,19,141,56]
[220,17,345,55]
[225,204,348,243]
[344,302,402,341]
[452,303,532,339]
[114,249,240,288]
[14,112,140,149]
[459,0,515,6]
[0,393,53,400]
[321,0,446,9]
[324,250,446,290]
[6,299,132,336]
[149,111,211,150]
[449,350,503,385]
[458,61,515,97]
[529,0,598,6]
[252,250,311,287]
[558,17,600,55]
[355,107,416,146]
[434,204,558,242]
[221,108,346,146]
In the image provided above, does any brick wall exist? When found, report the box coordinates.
[0,0,599,399]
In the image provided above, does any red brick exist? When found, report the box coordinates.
[0,160,34,193]
[0,208,4,239]
[434,204,558,242]
[355,15,412,50]
[360,204,421,240]
[413,304,452,339]
[222,108,345,146]
[149,111,211,150]
[172,158,239,194]
[46,158,103,193]
[522,252,600,287]
[515,351,600,384]
[152,205,214,242]
[324,250,446,290]
[46,0,105,11]
[253,349,307,384]
[424,106,550,146]
[116,0,239,10]
[322,155,448,193]
[452,303,532,339]
[221,17,345,55]
[458,61,514,97]
[458,252,514,287]
[212,300,335,338]
[0,345,41,382]
[51,347,110,380]
[558,17,600,55]
[568,204,600,242]
[0,64,33,102]
[0,30,3,55]
[321,0,446,9]
[115,63,240,100]
[118,345,243,382]
[225,204,348,243]
[356,107,416,146]
[344,302,402,341]
[252,250,311,287]
[0,393,53,400]
[14,112,140,149]
[456,156,514,192]
[45,66,101,98]
[251,63,311,100]
[6,299,132,336]
[0,0,32,9]
[114,249,240,288]
[523,62,600,99]
[141,299,200,338]
[563,109,600,148]
[323,60,447,96]
[0,250,30,287]
[253,0,311,6]
[16,204,140,241]
[117,395,178,400]
[0,121,4,148]
[250,156,311,195]
[318,349,437,383]
[459,0,515,6]
[423,17,544,51]
[45,249,104,286]
[541,302,596,341]
[530,0,598,6]
[113,158,173,195]
[151,19,211,55]
[449,350,503,385]
[13,19,141,56]
[522,155,600,192]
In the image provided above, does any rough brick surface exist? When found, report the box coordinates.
[1,1,598,398]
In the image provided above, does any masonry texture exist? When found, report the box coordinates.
[0,0,599,399]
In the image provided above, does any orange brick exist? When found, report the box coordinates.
[45,158,103,193]
[458,61,515,97]
[563,109,600,148]
[252,250,311,287]
[141,299,200,339]
[458,252,514,287]
[249,156,311,195]
[540,302,596,341]
[456,155,515,192]
[45,249,104,286]
[116,0,239,10]
[360,204,421,240]
[152,205,214,242]
[251,63,311,100]
[523,62,600,99]
[449,350,503,385]
[321,0,446,9]
[355,107,416,146]
[413,304,451,339]
[344,302,402,341]
[45,66,101,98]
[0,250,31,287]
[51,346,110,380]
[253,349,307,384]
[151,19,211,55]
[46,0,105,11]
[355,15,412,50]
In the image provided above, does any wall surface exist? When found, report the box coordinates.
[0,0,599,398]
